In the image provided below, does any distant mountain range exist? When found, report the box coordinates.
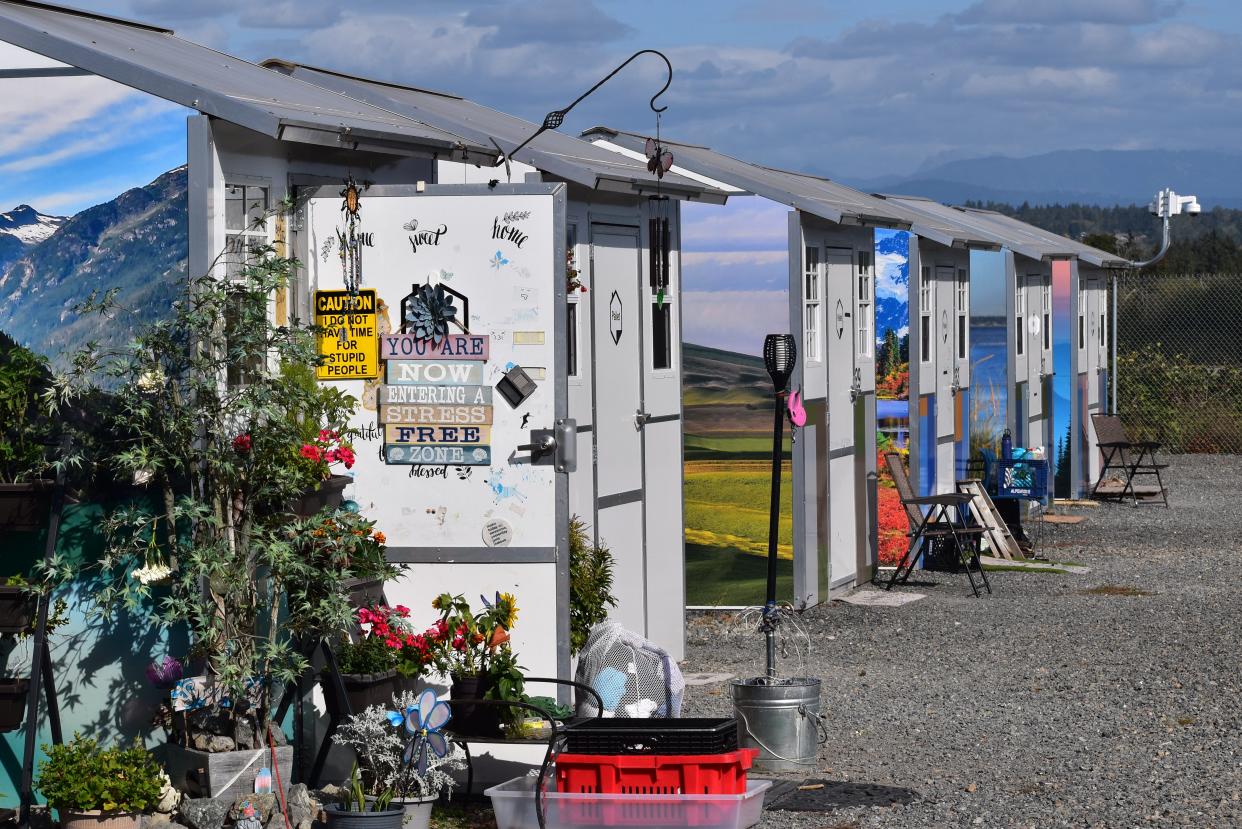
[0,168,187,361]
[850,149,1242,209]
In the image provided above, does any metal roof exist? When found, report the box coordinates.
[264,62,727,203]
[957,208,1128,268]
[584,127,1001,248]
[0,1,495,160]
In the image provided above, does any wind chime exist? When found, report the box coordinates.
[646,115,674,308]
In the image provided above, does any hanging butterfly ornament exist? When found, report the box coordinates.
[338,175,367,295]
[387,688,452,776]
[644,137,674,180]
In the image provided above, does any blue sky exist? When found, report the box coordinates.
[2,0,1241,352]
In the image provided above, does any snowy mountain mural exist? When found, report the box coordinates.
[0,205,66,274]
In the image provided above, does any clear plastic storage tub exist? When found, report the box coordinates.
[484,776,772,829]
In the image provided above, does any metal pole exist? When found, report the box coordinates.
[765,391,784,680]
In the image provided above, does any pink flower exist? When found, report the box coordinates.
[324,449,339,463]
[318,428,337,442]
[337,447,356,469]
[300,444,322,462]
[394,605,410,616]
[232,434,252,454]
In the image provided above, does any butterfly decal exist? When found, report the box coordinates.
[387,688,452,775]
[644,137,674,179]
[489,250,509,270]
[787,388,807,427]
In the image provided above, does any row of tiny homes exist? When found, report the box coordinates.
[587,128,1123,604]
[0,0,718,789]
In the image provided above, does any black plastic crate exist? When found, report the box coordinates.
[562,717,738,755]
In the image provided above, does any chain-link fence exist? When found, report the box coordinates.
[1115,271,1242,453]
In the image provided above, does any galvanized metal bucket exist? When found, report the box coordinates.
[731,677,825,773]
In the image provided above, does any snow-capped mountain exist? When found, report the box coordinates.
[0,205,67,276]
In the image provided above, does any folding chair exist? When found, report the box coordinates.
[882,452,991,597]
[1090,414,1169,508]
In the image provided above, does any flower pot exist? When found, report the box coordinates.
[0,679,28,732]
[449,674,502,738]
[0,481,53,532]
[365,796,435,829]
[163,742,293,802]
[0,586,35,634]
[56,810,142,829]
[339,670,402,715]
[289,474,350,518]
[323,804,405,829]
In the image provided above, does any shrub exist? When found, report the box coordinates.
[36,735,163,814]
[568,516,616,655]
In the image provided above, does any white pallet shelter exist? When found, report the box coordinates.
[586,130,998,604]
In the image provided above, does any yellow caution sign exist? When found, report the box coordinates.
[315,289,379,380]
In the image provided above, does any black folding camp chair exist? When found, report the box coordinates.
[1090,414,1169,508]
[882,452,991,597]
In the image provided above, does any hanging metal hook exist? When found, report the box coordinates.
[493,49,672,167]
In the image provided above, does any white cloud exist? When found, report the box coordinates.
[875,250,908,297]
[681,198,790,251]
[683,289,789,356]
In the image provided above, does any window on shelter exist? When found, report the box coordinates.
[956,268,968,361]
[856,251,872,359]
[224,183,271,386]
[651,302,672,370]
[804,246,821,363]
[1015,278,1026,357]
[1041,275,1052,352]
[919,266,931,363]
[567,223,580,377]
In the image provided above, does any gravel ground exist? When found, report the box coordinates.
[682,455,1242,829]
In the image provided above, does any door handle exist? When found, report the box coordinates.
[634,409,651,430]
[518,419,577,472]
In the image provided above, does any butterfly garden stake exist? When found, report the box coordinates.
[388,688,453,776]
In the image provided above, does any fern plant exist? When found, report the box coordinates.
[568,516,616,655]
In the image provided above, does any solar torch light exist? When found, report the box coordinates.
[762,334,796,681]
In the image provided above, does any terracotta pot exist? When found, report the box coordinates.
[0,586,35,634]
[56,810,141,829]
[288,474,350,518]
[0,481,53,532]
[0,678,28,732]
[449,674,502,738]
[339,670,402,714]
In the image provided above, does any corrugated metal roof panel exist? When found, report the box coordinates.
[585,127,1001,248]
[957,208,1128,267]
[267,62,726,202]
[0,0,493,158]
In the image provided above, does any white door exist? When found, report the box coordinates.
[591,226,646,634]
[825,248,856,591]
[303,183,570,681]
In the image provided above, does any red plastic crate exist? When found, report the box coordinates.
[555,748,760,796]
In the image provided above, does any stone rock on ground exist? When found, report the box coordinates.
[192,733,236,753]
[179,797,229,829]
[286,783,320,829]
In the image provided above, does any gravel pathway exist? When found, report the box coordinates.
[682,455,1242,828]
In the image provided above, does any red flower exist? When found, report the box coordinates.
[232,434,252,454]
[300,444,323,462]
[337,447,356,469]
[394,605,410,616]
[318,428,338,442]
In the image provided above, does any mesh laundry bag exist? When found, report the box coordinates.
[574,622,684,718]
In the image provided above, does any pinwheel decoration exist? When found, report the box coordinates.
[388,688,452,775]
[644,137,673,179]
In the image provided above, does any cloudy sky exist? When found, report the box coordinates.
[1,0,1239,352]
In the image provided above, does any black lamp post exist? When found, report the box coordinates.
[761,334,796,680]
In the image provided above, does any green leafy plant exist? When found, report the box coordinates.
[40,236,388,745]
[36,734,162,814]
[338,764,395,812]
[568,517,616,655]
[0,333,54,483]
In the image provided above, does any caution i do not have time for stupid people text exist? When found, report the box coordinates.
[315,290,379,380]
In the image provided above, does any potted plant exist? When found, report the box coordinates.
[36,734,163,829]
[426,592,524,737]
[333,689,465,829]
[323,765,405,829]
[41,238,393,799]
[283,364,358,517]
[0,574,36,635]
[334,604,431,713]
[0,332,57,531]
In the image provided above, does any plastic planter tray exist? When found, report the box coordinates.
[485,776,771,829]
[556,749,760,795]
[562,717,738,755]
